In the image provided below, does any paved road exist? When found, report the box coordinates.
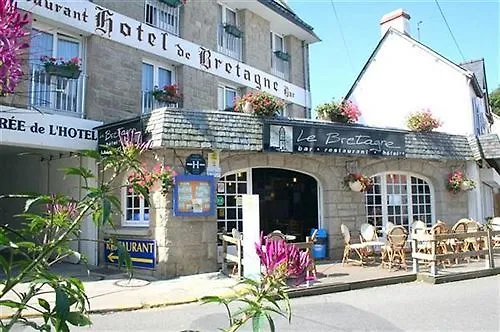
[16,276,500,331]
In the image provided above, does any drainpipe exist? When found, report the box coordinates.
[302,41,311,118]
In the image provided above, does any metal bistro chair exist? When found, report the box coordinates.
[359,223,385,263]
[450,219,469,264]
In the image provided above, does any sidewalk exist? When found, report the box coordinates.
[0,264,240,318]
[1,256,498,319]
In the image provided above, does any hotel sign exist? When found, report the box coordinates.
[19,0,310,107]
[263,122,406,157]
[0,107,101,151]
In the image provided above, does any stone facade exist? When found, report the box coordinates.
[240,9,271,73]
[92,0,145,22]
[102,142,470,278]
[86,36,142,122]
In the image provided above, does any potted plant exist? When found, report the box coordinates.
[224,23,243,38]
[446,169,475,194]
[343,173,374,192]
[315,99,361,124]
[152,84,182,104]
[40,56,82,79]
[406,109,442,132]
[235,91,284,117]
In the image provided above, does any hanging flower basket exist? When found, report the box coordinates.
[41,56,82,79]
[446,169,475,194]
[343,173,373,193]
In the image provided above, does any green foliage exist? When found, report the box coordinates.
[201,277,291,332]
[490,87,500,116]
[0,135,153,331]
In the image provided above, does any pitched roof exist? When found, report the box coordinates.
[345,28,483,99]
[460,59,486,90]
[405,132,473,160]
[469,134,500,160]
[145,109,262,151]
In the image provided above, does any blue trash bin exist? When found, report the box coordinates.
[311,228,328,259]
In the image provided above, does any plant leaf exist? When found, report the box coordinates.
[252,311,264,332]
[66,312,91,327]
[264,312,276,332]
[0,300,25,309]
[62,167,94,179]
[55,287,70,322]
[38,298,51,311]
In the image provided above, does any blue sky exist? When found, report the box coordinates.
[288,0,499,110]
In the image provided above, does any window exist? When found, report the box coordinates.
[30,28,83,114]
[217,4,241,60]
[218,85,237,111]
[270,32,289,80]
[217,171,248,234]
[142,61,174,113]
[145,0,179,35]
[365,172,434,234]
[122,187,150,227]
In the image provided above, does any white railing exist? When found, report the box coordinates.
[29,64,85,116]
[141,90,179,113]
[271,52,289,81]
[145,0,179,36]
[217,24,242,61]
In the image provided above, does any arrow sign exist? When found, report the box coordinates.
[104,238,156,269]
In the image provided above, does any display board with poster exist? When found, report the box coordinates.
[173,175,216,217]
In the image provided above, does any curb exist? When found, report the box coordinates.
[416,267,500,284]
[287,273,417,298]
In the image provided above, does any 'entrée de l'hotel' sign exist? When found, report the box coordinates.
[19,0,309,107]
[263,122,406,157]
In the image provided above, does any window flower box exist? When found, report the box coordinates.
[224,24,243,38]
[152,84,182,104]
[41,56,82,79]
[274,50,290,62]
[158,0,185,7]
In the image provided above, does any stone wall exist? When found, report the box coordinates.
[240,10,271,73]
[92,0,145,22]
[86,36,142,123]
[219,152,469,260]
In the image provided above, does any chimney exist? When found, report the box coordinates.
[380,9,411,37]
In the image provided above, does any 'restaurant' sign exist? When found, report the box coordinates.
[18,0,310,107]
[263,122,406,157]
[96,117,150,153]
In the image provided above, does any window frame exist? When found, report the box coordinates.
[142,60,176,91]
[365,171,436,234]
[219,3,237,26]
[218,85,238,111]
[31,23,83,64]
[121,185,150,227]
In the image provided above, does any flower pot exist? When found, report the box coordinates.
[44,64,81,79]
[243,101,253,114]
[349,180,363,192]
[460,181,472,191]
[330,114,350,124]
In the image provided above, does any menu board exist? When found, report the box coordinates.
[173,175,216,217]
